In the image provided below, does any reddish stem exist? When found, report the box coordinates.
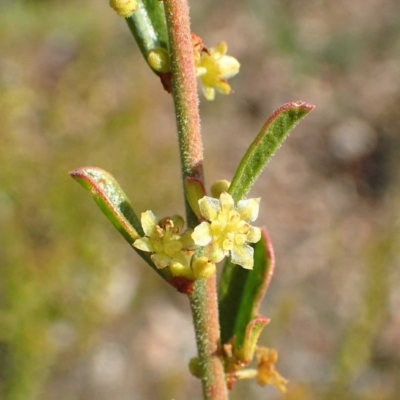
[163,1,228,399]
[163,0,203,184]
[189,277,229,400]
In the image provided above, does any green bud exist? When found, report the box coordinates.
[188,357,202,378]
[211,180,230,198]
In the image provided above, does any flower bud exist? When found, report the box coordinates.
[192,257,216,279]
[169,261,195,280]
[188,357,202,378]
[147,48,171,73]
[110,0,137,18]
[211,180,230,198]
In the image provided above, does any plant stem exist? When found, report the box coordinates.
[163,0,203,227]
[163,0,228,399]
[189,277,229,400]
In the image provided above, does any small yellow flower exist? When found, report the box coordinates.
[191,192,261,269]
[256,347,288,393]
[194,41,240,101]
[133,211,194,274]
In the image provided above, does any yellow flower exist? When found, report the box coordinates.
[191,192,261,269]
[195,41,240,101]
[133,211,194,275]
[256,347,288,393]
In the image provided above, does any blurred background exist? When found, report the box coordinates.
[1,0,400,399]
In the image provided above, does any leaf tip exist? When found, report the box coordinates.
[292,100,316,111]
[69,166,103,177]
[272,101,315,118]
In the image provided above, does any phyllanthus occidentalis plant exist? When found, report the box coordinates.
[70,1,315,399]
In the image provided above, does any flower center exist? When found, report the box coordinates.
[211,209,250,252]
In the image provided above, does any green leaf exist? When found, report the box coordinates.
[228,101,315,202]
[219,258,248,345]
[70,167,143,242]
[126,0,168,71]
[184,177,206,219]
[238,316,270,364]
[218,228,275,362]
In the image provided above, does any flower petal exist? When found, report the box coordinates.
[151,253,171,269]
[141,210,158,236]
[209,245,226,264]
[246,226,262,243]
[231,244,254,269]
[133,237,154,252]
[219,56,240,79]
[211,41,227,56]
[192,222,213,246]
[198,196,220,221]
[219,192,234,211]
[237,198,260,221]
[170,215,184,231]
[180,229,195,249]
[201,85,215,101]
[213,79,233,95]
[196,66,207,77]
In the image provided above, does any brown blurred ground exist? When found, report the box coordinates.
[0,0,400,399]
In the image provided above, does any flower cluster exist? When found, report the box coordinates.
[133,212,195,279]
[193,35,240,101]
[133,192,261,279]
[192,192,261,269]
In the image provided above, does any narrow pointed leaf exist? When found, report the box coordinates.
[229,102,315,202]
[219,256,248,345]
[219,228,275,349]
[70,167,143,243]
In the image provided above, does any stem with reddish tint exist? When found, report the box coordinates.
[163,0,228,399]
[188,277,228,400]
[163,0,203,227]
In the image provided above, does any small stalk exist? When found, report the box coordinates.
[163,0,228,399]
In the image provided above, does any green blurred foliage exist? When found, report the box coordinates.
[0,1,179,399]
[1,0,400,400]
